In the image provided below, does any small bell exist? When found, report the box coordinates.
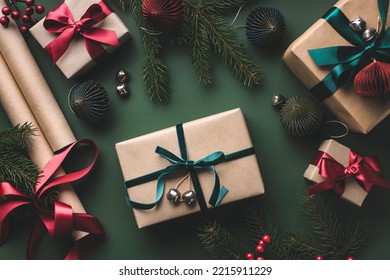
[182,190,197,206]
[166,188,181,204]
[116,69,129,83]
[349,17,366,32]
[271,94,286,108]
[362,27,377,42]
[116,83,130,97]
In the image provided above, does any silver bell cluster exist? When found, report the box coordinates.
[115,69,130,97]
[166,188,197,206]
[349,17,377,42]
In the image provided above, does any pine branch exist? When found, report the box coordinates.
[0,122,36,152]
[198,220,243,259]
[199,0,247,15]
[284,231,326,260]
[203,13,262,87]
[338,215,369,258]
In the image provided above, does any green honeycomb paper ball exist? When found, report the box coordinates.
[279,95,322,136]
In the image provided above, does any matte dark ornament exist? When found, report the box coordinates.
[68,80,109,123]
[362,27,376,42]
[245,6,286,47]
[279,95,322,136]
[116,69,129,83]
[142,0,184,33]
[166,188,181,204]
[349,17,366,32]
[116,83,130,97]
[182,190,197,206]
[354,61,390,99]
[271,94,286,108]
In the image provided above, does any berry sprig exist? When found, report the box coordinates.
[1,0,45,33]
[245,234,271,260]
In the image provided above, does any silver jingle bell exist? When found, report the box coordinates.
[362,27,377,42]
[271,94,286,109]
[182,190,197,206]
[166,188,181,204]
[116,83,130,97]
[116,69,129,83]
[349,17,366,32]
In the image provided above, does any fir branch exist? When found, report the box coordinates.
[203,13,262,87]
[338,216,369,258]
[284,231,326,260]
[199,0,247,15]
[0,122,36,152]
[198,220,243,259]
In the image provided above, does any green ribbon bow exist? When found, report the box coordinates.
[125,123,255,210]
[308,0,390,100]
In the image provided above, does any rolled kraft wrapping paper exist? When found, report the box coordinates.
[0,27,87,238]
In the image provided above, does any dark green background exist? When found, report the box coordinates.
[1,0,390,260]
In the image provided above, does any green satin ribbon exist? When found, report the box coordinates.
[125,123,256,210]
[308,0,390,100]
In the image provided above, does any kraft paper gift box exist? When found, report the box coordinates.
[115,108,265,228]
[30,0,130,79]
[282,0,390,133]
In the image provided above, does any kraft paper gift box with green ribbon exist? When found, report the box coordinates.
[115,108,265,228]
[283,0,390,133]
[304,139,390,207]
[30,0,130,79]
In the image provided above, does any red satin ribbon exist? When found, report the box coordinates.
[43,1,119,63]
[308,150,390,196]
[0,139,105,260]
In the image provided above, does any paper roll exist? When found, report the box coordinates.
[0,0,75,151]
[0,53,86,240]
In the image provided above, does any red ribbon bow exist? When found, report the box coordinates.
[43,1,119,63]
[308,150,390,196]
[0,139,105,260]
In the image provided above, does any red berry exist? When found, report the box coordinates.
[245,252,254,260]
[257,256,265,260]
[261,234,271,243]
[315,255,324,260]
[25,0,35,6]
[0,15,10,26]
[255,244,265,253]
[258,240,264,245]
[20,25,28,33]
[30,18,38,26]
[22,14,30,23]
[346,256,356,260]
[2,6,11,16]
[35,4,44,14]
[11,10,20,20]
[25,6,34,15]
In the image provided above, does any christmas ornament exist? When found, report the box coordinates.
[116,83,130,97]
[279,95,323,136]
[362,27,377,42]
[142,0,184,33]
[261,234,271,243]
[166,188,181,204]
[0,0,45,31]
[271,94,286,108]
[354,60,390,99]
[349,17,366,32]
[255,244,265,253]
[245,6,286,47]
[68,80,110,123]
[245,252,254,260]
[116,69,130,83]
[166,173,197,206]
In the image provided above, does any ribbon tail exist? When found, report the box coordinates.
[26,219,47,260]
[207,167,228,207]
[308,179,344,196]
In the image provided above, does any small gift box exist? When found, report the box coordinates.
[115,108,265,228]
[30,0,131,79]
[304,139,390,206]
[282,0,390,133]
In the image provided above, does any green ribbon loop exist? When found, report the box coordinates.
[125,123,255,211]
[308,0,390,100]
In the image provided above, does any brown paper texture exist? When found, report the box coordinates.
[0,53,87,240]
[116,108,265,228]
[30,0,131,79]
[282,0,390,133]
[303,139,367,206]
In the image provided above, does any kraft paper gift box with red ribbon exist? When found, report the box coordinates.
[115,108,265,228]
[283,0,390,134]
[304,139,390,206]
[30,0,130,79]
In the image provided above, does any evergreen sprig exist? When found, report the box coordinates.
[198,195,369,260]
[116,0,262,101]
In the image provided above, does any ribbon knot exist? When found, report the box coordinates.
[43,1,119,64]
[344,165,359,176]
[185,161,194,170]
[0,139,105,259]
[308,0,390,100]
